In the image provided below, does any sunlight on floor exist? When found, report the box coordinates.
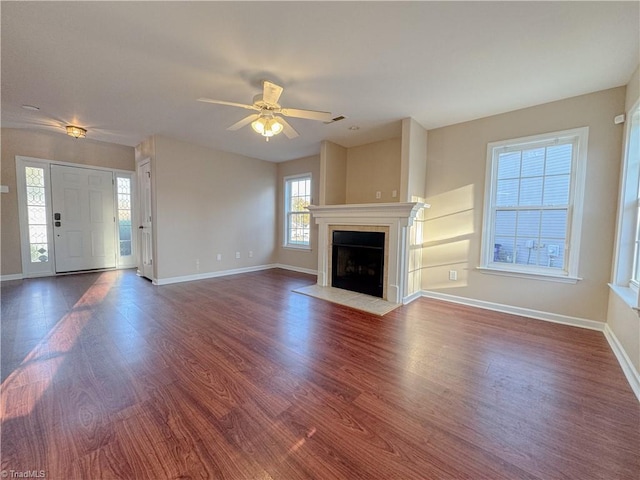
[0,274,116,420]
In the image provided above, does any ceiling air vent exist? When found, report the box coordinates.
[324,115,346,124]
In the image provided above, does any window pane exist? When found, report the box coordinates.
[120,241,132,256]
[29,225,48,244]
[497,152,521,179]
[495,210,516,236]
[543,175,570,205]
[494,237,515,263]
[515,239,537,265]
[516,210,541,237]
[541,240,564,269]
[545,144,572,175]
[540,210,567,238]
[519,177,543,206]
[28,206,47,224]
[521,148,544,177]
[25,167,45,187]
[30,244,48,262]
[27,186,46,205]
[496,179,519,206]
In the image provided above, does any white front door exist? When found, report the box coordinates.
[51,164,116,273]
[138,160,153,280]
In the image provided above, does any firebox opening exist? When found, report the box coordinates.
[331,230,385,298]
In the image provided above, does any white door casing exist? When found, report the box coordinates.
[138,160,153,280]
[51,164,116,273]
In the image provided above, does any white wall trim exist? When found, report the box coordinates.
[274,264,318,276]
[421,290,605,331]
[604,324,640,402]
[1,273,24,282]
[402,289,423,305]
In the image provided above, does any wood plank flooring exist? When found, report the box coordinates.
[1,268,638,479]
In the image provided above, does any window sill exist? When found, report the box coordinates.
[282,245,312,252]
[476,266,581,284]
[608,283,640,310]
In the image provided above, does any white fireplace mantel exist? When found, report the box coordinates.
[308,202,427,305]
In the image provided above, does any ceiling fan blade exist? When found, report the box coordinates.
[198,98,259,111]
[263,81,283,105]
[279,107,333,122]
[227,114,259,131]
[278,117,299,139]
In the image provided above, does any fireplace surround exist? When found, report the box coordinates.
[307,202,425,304]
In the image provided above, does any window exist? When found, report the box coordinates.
[284,174,311,248]
[116,175,133,257]
[611,103,640,306]
[480,127,588,281]
[25,166,51,264]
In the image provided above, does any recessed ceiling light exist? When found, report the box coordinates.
[349,125,360,131]
[21,104,40,111]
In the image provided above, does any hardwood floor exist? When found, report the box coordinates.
[1,269,638,479]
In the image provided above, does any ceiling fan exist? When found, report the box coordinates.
[198,81,333,141]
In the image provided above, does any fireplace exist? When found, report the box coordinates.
[308,202,425,304]
[332,230,385,298]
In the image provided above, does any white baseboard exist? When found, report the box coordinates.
[1,273,24,282]
[604,324,640,402]
[154,264,278,286]
[274,264,318,276]
[421,290,606,331]
[403,290,423,305]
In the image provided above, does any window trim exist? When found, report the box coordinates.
[479,127,589,282]
[283,173,312,250]
[611,100,640,308]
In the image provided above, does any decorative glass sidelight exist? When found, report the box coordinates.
[116,177,132,257]
[25,167,49,263]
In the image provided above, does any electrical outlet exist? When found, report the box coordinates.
[449,270,457,281]
[249,250,253,258]
[235,252,240,259]
[375,191,382,199]
[216,254,222,261]
[392,190,397,198]
[196,259,200,271]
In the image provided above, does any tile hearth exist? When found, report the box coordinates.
[293,284,400,316]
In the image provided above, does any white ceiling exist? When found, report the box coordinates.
[2,1,638,162]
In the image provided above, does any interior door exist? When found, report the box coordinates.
[51,164,116,273]
[138,160,153,280]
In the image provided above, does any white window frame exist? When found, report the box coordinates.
[479,127,588,283]
[16,157,56,277]
[610,101,640,308]
[283,173,312,249]
[115,172,137,269]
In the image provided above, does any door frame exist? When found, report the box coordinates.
[15,155,137,278]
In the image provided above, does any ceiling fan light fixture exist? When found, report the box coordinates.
[66,125,87,139]
[251,114,283,138]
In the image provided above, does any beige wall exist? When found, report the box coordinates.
[345,137,401,204]
[150,135,277,280]
[400,117,427,202]
[423,87,626,322]
[0,128,135,276]
[276,154,320,272]
[320,141,347,206]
